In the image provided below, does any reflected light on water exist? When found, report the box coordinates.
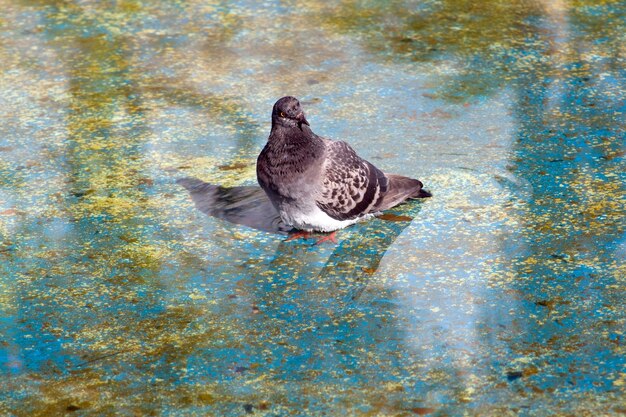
[0,0,624,415]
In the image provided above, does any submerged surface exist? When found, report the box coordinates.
[0,0,625,415]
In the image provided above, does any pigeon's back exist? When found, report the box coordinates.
[316,139,429,220]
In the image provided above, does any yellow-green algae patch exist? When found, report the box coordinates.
[1,0,625,415]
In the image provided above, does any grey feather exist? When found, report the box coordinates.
[316,140,388,221]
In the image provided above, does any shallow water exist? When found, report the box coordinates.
[1,0,625,415]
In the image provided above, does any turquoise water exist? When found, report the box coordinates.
[1,0,625,415]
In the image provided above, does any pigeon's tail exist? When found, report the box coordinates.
[376,174,431,212]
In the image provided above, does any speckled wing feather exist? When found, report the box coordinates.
[316,140,389,221]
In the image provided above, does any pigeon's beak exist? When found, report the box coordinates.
[296,112,309,127]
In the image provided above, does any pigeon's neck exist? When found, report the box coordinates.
[270,124,322,146]
[266,124,325,166]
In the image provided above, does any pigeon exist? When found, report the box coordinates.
[256,96,430,242]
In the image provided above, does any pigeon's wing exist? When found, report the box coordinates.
[316,140,389,221]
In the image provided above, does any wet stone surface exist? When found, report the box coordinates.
[0,0,625,415]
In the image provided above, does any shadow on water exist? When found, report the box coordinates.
[177,177,290,234]
[176,174,427,307]
[177,176,427,296]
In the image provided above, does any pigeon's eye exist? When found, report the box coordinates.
[280,111,286,118]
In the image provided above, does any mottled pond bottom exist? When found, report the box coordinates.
[1,0,625,415]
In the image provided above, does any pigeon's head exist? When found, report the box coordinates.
[272,96,310,130]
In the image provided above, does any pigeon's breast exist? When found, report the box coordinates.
[258,151,323,221]
[274,159,324,211]
[282,204,373,232]
[258,140,323,191]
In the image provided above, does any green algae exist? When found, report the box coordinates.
[0,0,625,415]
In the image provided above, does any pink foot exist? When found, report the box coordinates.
[313,231,337,245]
[284,230,338,244]
[285,230,313,242]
